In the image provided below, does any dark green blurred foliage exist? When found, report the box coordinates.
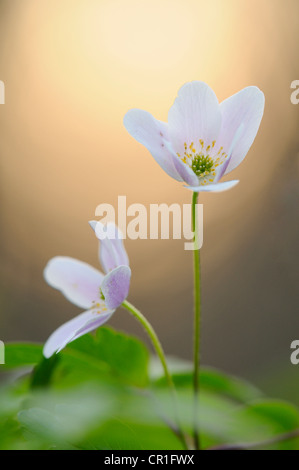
[0,327,299,450]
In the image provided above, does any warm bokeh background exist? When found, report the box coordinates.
[0,0,298,401]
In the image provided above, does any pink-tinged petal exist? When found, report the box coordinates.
[101,265,131,310]
[218,86,265,174]
[170,152,199,186]
[123,109,183,181]
[43,310,113,358]
[186,180,239,193]
[44,257,104,309]
[70,312,113,342]
[89,221,129,273]
[214,123,245,183]
[168,81,222,155]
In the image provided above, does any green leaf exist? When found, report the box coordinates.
[57,327,150,388]
[200,368,262,403]
[86,419,184,450]
[152,363,262,404]
[2,328,150,389]
[229,400,299,450]
[3,340,299,450]
[92,327,149,386]
[18,408,75,450]
[30,355,61,389]
[150,363,299,449]
[0,417,25,450]
[15,382,183,450]
[2,343,43,369]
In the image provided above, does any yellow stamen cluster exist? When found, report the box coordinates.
[177,140,228,186]
[91,294,108,315]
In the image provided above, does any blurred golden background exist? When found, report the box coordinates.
[0,0,298,400]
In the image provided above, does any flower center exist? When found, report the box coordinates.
[90,289,108,314]
[191,154,214,177]
[177,140,228,186]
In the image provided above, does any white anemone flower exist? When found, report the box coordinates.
[43,222,131,358]
[124,81,265,192]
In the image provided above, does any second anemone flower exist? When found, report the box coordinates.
[43,222,131,358]
[44,223,188,447]
[123,81,265,192]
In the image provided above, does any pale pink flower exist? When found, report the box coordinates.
[43,222,131,358]
[124,81,265,192]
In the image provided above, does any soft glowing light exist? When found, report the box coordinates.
[94,0,196,71]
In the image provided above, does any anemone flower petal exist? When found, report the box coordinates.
[218,86,265,174]
[43,310,113,358]
[123,109,183,181]
[168,81,222,155]
[101,265,131,310]
[186,180,239,193]
[44,257,104,309]
[69,312,113,343]
[170,152,199,186]
[89,221,129,273]
[214,123,245,183]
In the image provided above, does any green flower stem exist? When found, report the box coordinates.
[122,299,188,450]
[192,191,201,450]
